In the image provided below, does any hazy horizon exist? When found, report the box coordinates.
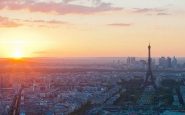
[1,1,185,114]
[0,0,185,58]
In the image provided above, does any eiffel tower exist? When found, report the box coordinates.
[143,44,157,89]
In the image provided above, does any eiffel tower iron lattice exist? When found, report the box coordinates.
[143,44,157,89]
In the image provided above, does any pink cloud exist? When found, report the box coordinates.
[19,19,68,24]
[0,16,21,27]
[0,15,68,28]
[0,0,122,15]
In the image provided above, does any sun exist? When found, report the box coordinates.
[12,50,24,59]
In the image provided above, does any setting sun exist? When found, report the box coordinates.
[12,50,23,59]
[0,28,52,58]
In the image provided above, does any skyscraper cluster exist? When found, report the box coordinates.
[126,57,147,69]
[126,57,136,65]
[158,56,177,69]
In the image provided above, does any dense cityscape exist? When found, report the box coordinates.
[0,45,185,115]
[0,0,184,115]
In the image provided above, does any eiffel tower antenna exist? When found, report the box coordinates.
[143,44,157,89]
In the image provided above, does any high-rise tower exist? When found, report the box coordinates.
[143,44,157,89]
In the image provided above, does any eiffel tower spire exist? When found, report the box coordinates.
[143,44,157,89]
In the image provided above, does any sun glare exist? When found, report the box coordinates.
[12,50,23,59]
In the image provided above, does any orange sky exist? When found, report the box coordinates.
[0,0,185,58]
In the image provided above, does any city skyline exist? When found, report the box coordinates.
[0,0,185,58]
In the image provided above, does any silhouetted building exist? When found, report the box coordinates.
[159,57,167,68]
[167,57,172,68]
[127,57,135,65]
[139,60,147,69]
[172,56,178,68]
[143,44,157,89]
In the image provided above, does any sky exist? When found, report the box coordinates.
[0,0,185,58]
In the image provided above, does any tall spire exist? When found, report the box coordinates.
[148,43,151,70]
[143,44,157,89]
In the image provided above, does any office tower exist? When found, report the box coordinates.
[159,57,166,68]
[172,56,178,68]
[126,57,130,65]
[166,57,172,68]
[127,57,136,65]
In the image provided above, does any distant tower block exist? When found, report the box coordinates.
[143,44,157,89]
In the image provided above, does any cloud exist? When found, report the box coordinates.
[107,23,132,27]
[11,17,70,28]
[133,8,165,13]
[0,16,69,28]
[63,0,77,3]
[0,0,122,15]
[132,8,171,16]
[157,13,170,16]
[20,19,68,25]
[45,20,68,24]
[0,16,21,28]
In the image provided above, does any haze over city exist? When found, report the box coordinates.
[1,1,185,115]
[0,0,185,58]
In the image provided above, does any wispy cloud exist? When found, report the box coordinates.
[0,16,21,28]
[107,23,132,27]
[19,19,68,25]
[131,7,171,16]
[9,18,70,28]
[0,0,122,15]
[0,15,69,28]
[157,12,170,16]
[133,8,165,13]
